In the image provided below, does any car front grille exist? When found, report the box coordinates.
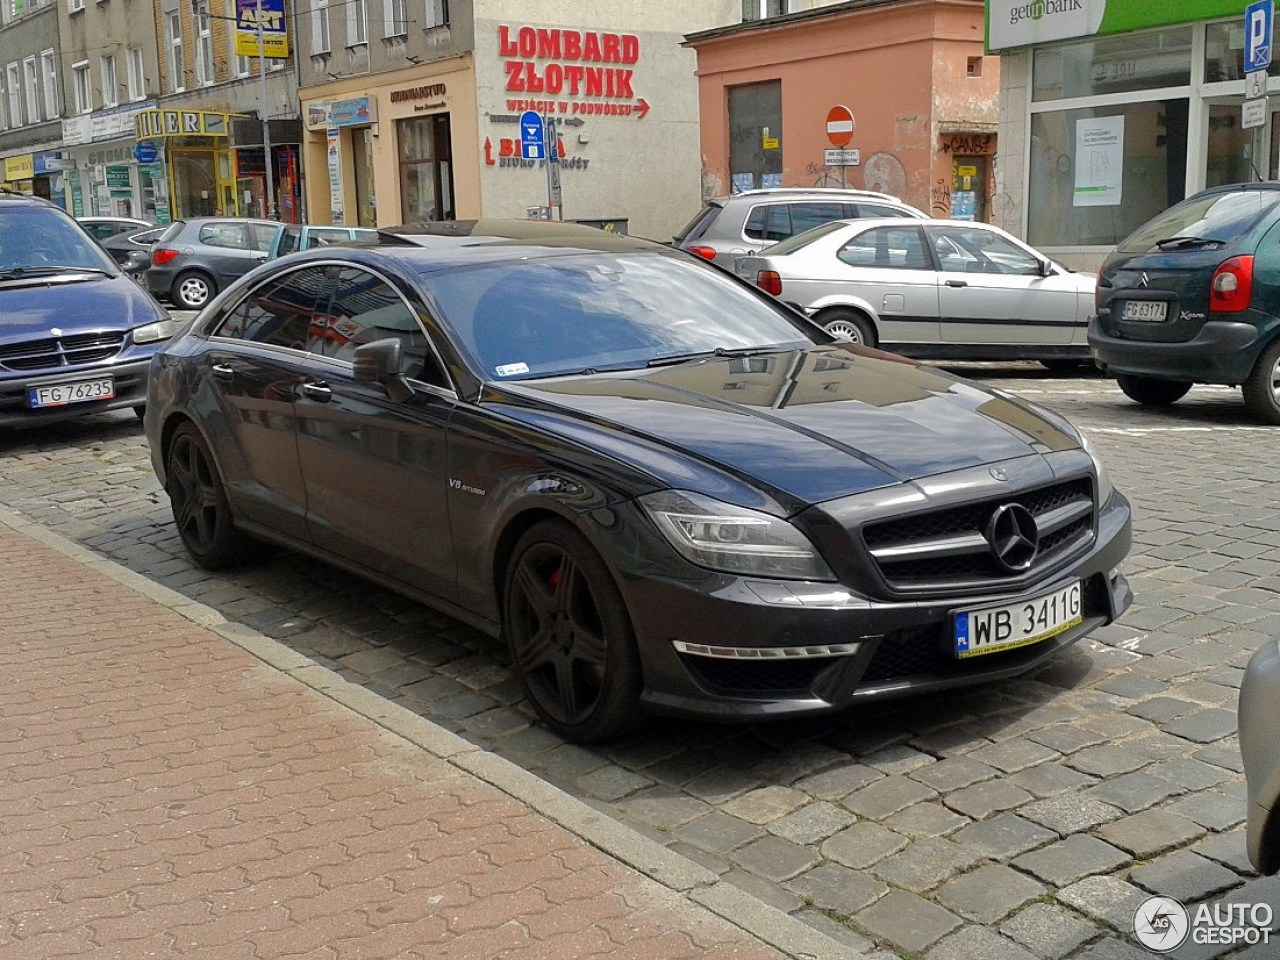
[860,477,1095,594]
[0,333,126,372]
[858,574,1108,686]
[678,652,837,697]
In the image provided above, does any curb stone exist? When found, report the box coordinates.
[0,505,866,960]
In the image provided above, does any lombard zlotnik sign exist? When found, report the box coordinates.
[988,0,1245,51]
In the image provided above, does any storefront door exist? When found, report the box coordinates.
[397,114,454,223]
[1205,101,1255,188]
[352,128,376,227]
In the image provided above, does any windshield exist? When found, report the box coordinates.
[0,206,119,274]
[423,252,821,381]
[1118,190,1280,253]
[765,220,850,256]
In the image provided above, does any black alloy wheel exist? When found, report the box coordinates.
[166,422,254,569]
[504,521,641,742]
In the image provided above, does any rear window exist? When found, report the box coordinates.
[157,221,185,243]
[1118,190,1280,253]
[674,203,721,243]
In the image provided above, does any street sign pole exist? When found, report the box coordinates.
[545,116,562,221]
[255,0,276,219]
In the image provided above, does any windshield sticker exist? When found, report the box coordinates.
[495,362,530,376]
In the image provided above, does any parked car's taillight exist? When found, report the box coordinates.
[1211,256,1254,313]
[152,247,179,266]
[1095,268,1105,311]
[756,271,782,296]
[686,246,717,261]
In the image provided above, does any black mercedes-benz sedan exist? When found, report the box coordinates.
[143,221,1132,742]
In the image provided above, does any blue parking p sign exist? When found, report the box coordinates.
[1246,0,1274,73]
[519,110,545,161]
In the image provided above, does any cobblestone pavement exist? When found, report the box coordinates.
[3,365,1279,960]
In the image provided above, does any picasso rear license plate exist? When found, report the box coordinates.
[954,580,1082,659]
[1121,300,1167,322]
[28,377,115,408]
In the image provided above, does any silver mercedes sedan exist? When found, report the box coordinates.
[1241,638,1280,875]
[735,219,1096,370]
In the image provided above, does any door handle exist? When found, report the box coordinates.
[210,363,234,381]
[946,279,969,288]
[299,381,332,402]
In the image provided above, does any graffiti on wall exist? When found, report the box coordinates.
[940,133,996,156]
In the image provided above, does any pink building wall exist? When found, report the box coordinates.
[688,0,998,219]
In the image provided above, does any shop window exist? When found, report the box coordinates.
[727,80,782,193]
[1027,100,1189,248]
[1205,20,1280,83]
[1032,28,1191,102]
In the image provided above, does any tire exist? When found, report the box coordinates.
[1115,373,1192,407]
[172,271,215,310]
[165,422,255,569]
[503,520,642,743]
[819,308,877,347]
[1243,338,1280,425]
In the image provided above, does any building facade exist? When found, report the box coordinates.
[296,0,741,239]
[990,0,1277,270]
[0,0,67,204]
[685,0,999,220]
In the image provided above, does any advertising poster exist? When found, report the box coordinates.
[236,0,289,58]
[326,129,344,222]
[1073,115,1123,207]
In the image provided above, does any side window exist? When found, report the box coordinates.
[743,205,768,240]
[932,228,1041,276]
[305,228,353,249]
[763,205,792,242]
[249,223,280,253]
[199,222,249,249]
[214,267,329,349]
[277,228,300,256]
[856,203,913,219]
[837,226,930,270]
[317,267,449,388]
[789,202,847,236]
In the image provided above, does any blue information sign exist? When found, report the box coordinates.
[133,140,158,164]
[519,110,545,161]
[1246,0,1274,73]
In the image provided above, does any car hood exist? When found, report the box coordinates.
[0,275,164,346]
[487,345,1081,511]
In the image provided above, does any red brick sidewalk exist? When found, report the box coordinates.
[0,519,795,960]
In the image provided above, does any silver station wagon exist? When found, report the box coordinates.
[737,219,1097,369]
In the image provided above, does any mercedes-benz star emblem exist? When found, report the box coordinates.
[986,503,1040,573]
[990,467,1009,482]
[50,327,62,337]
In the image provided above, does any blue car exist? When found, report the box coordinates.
[0,192,184,428]
[266,224,380,260]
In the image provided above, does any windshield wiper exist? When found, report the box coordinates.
[0,265,113,281]
[646,345,785,368]
[1153,236,1221,250]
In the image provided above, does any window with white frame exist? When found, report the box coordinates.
[67,0,85,12]
[231,21,250,78]
[0,75,6,129]
[742,0,786,21]
[5,63,21,126]
[23,56,38,123]
[168,12,184,92]
[424,0,447,28]
[383,0,406,38]
[195,2,214,86]
[40,49,58,119]
[311,0,330,53]
[126,47,145,101]
[100,54,117,107]
[348,0,367,45]
[72,60,90,113]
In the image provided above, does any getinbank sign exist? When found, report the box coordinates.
[988,0,1245,51]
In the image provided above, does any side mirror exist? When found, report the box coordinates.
[1039,258,1054,277]
[353,338,413,402]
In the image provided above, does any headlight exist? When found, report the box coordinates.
[639,490,835,581]
[132,317,187,344]
[1078,430,1114,505]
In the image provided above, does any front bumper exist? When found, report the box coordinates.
[619,491,1132,721]
[1241,638,1280,875]
[1088,317,1261,384]
[0,358,152,428]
